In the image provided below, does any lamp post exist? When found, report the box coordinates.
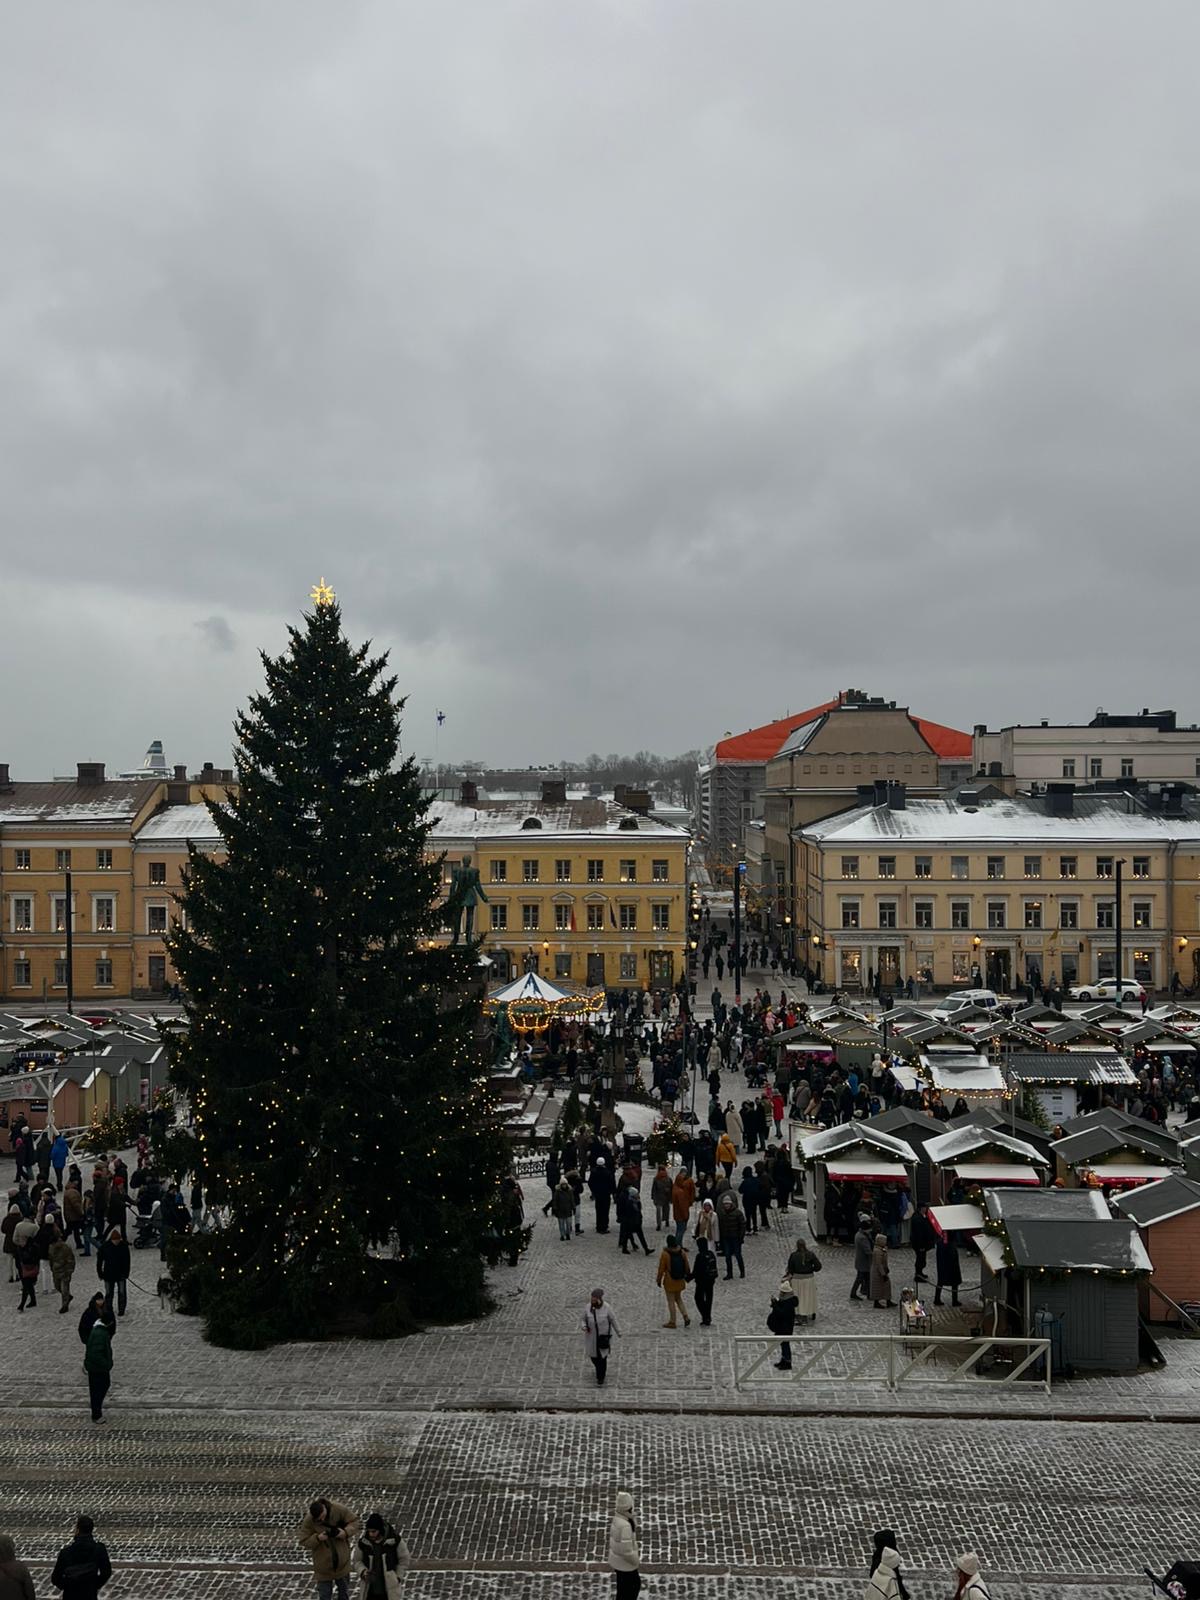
[610,1013,624,1097]
[1114,858,1126,1007]
[63,867,74,1017]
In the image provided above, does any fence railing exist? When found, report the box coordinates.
[733,1333,1052,1394]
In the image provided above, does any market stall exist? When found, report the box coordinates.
[923,1125,1049,1201]
[797,1124,918,1242]
[1051,1124,1181,1190]
[1115,1175,1200,1326]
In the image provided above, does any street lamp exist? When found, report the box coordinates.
[610,1013,624,1093]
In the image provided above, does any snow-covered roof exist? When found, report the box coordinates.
[136,804,222,843]
[800,1124,918,1163]
[0,780,151,825]
[800,794,1200,845]
[923,1125,1048,1166]
[918,1052,1007,1092]
[427,797,688,841]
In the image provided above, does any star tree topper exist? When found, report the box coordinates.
[309,577,336,608]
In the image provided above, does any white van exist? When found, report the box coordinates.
[931,989,999,1021]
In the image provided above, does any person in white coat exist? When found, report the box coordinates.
[953,1551,991,1600]
[582,1287,620,1385]
[607,1490,641,1599]
[864,1545,903,1600]
[723,1102,744,1150]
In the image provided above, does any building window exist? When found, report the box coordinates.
[1062,759,1076,778]
[950,856,969,880]
[12,960,30,987]
[987,901,1007,929]
[1059,856,1077,879]
[841,903,860,930]
[1023,856,1041,879]
[914,901,933,929]
[93,897,115,932]
[841,856,859,880]
[619,953,637,980]
[1096,901,1115,929]
[1132,856,1150,879]
[1024,901,1043,929]
[987,856,1005,880]
[651,904,670,931]
[490,904,508,930]
[1059,902,1078,929]
[878,901,897,929]
[147,904,168,934]
[619,860,637,883]
[1132,900,1152,929]
[55,850,72,872]
[522,859,540,883]
[95,959,113,986]
[490,860,508,883]
[53,960,68,987]
[13,849,30,871]
[914,856,932,879]
[877,856,896,879]
[96,849,113,871]
[1089,757,1103,778]
[555,859,572,882]
[554,953,572,980]
[52,896,70,933]
[951,900,971,930]
[554,904,571,931]
[652,859,669,882]
[587,859,604,882]
[619,904,637,931]
[952,952,971,982]
[521,904,540,931]
[1121,758,1134,779]
[149,861,167,885]
[11,897,32,932]
[587,904,604,931]
[1096,857,1114,879]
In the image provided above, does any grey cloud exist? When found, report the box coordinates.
[195,616,237,654]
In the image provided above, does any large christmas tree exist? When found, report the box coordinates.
[165,589,515,1347]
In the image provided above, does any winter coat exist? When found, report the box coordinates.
[63,1185,84,1226]
[715,1134,736,1167]
[724,1109,744,1146]
[870,1240,891,1302]
[910,1211,936,1252]
[51,1134,69,1170]
[716,1193,746,1243]
[550,1182,575,1219]
[49,1238,76,1282]
[607,1511,639,1573]
[936,1239,963,1287]
[656,1245,689,1291]
[0,1209,19,1257]
[588,1163,615,1202]
[770,1285,798,1335]
[298,1501,359,1583]
[582,1301,618,1359]
[692,1245,718,1285]
[865,1547,903,1600]
[97,1237,130,1284]
[670,1173,696,1223]
[49,1533,112,1600]
[356,1525,411,1596]
[771,1093,785,1122]
[0,1554,36,1600]
[650,1170,673,1209]
[853,1228,874,1273]
[694,1205,718,1244]
[83,1321,113,1375]
[787,1247,822,1278]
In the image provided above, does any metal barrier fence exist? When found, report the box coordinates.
[734,1333,1052,1395]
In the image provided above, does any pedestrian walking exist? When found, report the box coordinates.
[551,1177,576,1241]
[589,1157,615,1235]
[655,1236,691,1327]
[78,1291,115,1349]
[607,1490,641,1599]
[84,1314,113,1423]
[0,1534,35,1600]
[935,1234,963,1307]
[910,1204,935,1284]
[786,1237,822,1323]
[865,1530,911,1600]
[356,1512,411,1597]
[768,1273,798,1368]
[850,1216,873,1301]
[618,1186,651,1256]
[298,1498,361,1600]
[582,1287,619,1385]
[692,1236,718,1326]
[724,1101,743,1150]
[51,1129,69,1192]
[49,1224,76,1313]
[871,1234,895,1309]
[952,1551,991,1600]
[670,1169,695,1245]
[650,1165,672,1231]
[2,1202,21,1284]
[49,1515,112,1599]
[97,1228,130,1317]
[16,1238,39,1311]
[716,1190,746,1279]
[694,1197,718,1247]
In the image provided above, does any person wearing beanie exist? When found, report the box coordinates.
[356,1511,411,1598]
[768,1274,798,1369]
[866,1530,911,1600]
[953,1551,991,1600]
[582,1288,619,1385]
[607,1490,641,1597]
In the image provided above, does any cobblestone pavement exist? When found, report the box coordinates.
[0,1407,1188,1597]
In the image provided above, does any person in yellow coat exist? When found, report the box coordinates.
[655,1237,691,1328]
[715,1132,736,1177]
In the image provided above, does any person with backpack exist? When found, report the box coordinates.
[691,1236,718,1326]
[655,1236,691,1328]
[356,1512,411,1598]
[582,1287,619,1385]
[49,1514,112,1598]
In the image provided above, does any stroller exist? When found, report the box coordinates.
[1147,1562,1200,1599]
[132,1200,161,1250]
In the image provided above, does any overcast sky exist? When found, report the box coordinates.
[3,3,1199,778]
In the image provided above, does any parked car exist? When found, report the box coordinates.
[932,989,1000,1020]
[1068,977,1146,1003]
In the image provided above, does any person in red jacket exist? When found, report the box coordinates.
[771,1090,785,1139]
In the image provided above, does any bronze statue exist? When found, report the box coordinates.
[446,853,489,943]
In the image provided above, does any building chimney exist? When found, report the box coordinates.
[886,781,907,810]
[173,765,187,782]
[0,763,10,790]
[76,762,105,785]
[622,788,652,815]
[1046,782,1074,816]
[540,778,567,804]
[460,779,478,806]
[613,784,627,806]
[973,723,987,737]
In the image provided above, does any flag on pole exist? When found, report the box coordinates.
[569,908,576,932]
[609,903,617,929]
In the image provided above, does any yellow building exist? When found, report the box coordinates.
[798,786,1200,994]
[428,784,690,989]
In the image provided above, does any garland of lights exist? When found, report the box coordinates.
[484,990,607,1035]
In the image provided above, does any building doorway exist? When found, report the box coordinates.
[648,951,673,990]
[148,955,166,992]
[877,946,901,990]
[986,948,1011,990]
[490,950,511,982]
[840,948,862,989]
[586,952,605,987]
[1060,953,1077,988]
